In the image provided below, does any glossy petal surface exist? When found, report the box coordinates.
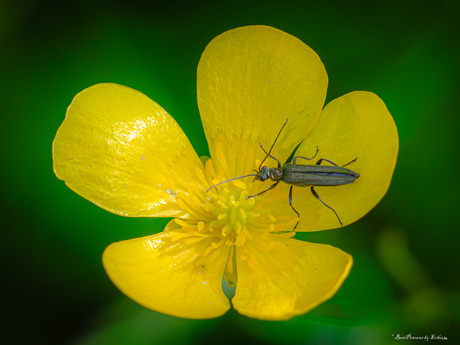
[53,83,204,218]
[232,237,352,320]
[103,231,231,319]
[197,26,328,177]
[293,91,399,230]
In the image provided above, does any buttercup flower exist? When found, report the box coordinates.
[53,26,398,320]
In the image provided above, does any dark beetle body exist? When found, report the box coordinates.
[257,164,360,187]
[282,164,359,186]
[254,162,360,227]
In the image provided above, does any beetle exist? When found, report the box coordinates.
[206,119,360,229]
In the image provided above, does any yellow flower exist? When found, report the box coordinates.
[52,26,398,320]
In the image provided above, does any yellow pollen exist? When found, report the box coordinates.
[209,187,258,239]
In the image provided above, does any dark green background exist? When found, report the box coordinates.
[1,0,459,344]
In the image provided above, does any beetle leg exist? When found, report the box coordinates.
[310,187,343,227]
[315,158,339,166]
[247,181,279,199]
[342,157,357,167]
[293,146,319,164]
[259,143,282,168]
[316,157,357,168]
[289,186,300,231]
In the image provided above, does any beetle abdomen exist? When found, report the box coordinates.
[283,164,359,187]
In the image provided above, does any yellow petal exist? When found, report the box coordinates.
[292,91,399,230]
[232,237,352,320]
[53,83,204,218]
[103,231,231,319]
[197,26,328,177]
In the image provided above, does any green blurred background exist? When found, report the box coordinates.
[1,0,459,344]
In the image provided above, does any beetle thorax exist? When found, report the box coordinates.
[257,166,284,182]
[268,167,284,181]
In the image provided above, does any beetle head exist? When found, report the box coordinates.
[255,166,270,181]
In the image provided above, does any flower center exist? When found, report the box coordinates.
[166,154,297,276]
[166,150,298,276]
[209,187,257,242]
[189,157,297,247]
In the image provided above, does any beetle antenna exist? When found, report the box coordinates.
[206,174,259,193]
[258,118,289,171]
